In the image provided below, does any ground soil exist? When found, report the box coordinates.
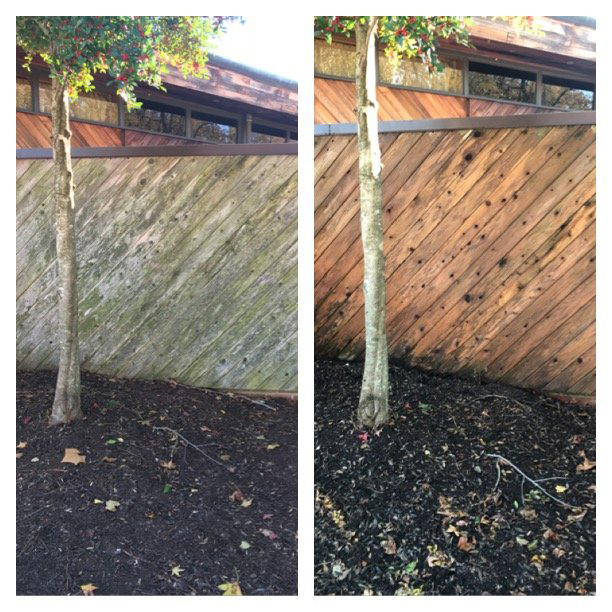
[314,360,595,596]
[17,370,297,596]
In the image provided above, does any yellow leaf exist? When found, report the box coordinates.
[105,500,120,512]
[555,485,567,494]
[93,499,104,504]
[218,582,242,596]
[266,443,281,450]
[241,498,253,508]
[61,448,86,465]
[170,565,184,577]
[80,583,97,595]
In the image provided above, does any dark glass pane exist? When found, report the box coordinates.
[126,99,185,136]
[469,62,536,104]
[16,76,32,110]
[251,124,286,144]
[191,111,237,143]
[542,75,594,110]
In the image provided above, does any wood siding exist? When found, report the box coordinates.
[17,112,200,148]
[314,124,595,396]
[17,153,297,392]
[314,78,552,124]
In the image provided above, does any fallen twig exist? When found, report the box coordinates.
[485,453,579,509]
[234,394,277,412]
[473,395,530,410]
[152,426,227,468]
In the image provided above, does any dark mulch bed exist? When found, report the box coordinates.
[315,360,595,596]
[17,370,297,596]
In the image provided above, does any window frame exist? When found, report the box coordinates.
[314,37,596,112]
[16,65,298,143]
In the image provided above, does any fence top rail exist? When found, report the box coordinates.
[16,142,298,160]
[314,111,596,136]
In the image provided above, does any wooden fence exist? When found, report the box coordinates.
[314,113,595,397]
[17,144,298,392]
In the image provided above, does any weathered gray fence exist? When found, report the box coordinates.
[17,145,297,392]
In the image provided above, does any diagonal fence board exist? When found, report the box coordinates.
[314,123,595,396]
[17,154,297,392]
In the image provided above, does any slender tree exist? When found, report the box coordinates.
[315,17,471,427]
[17,16,229,424]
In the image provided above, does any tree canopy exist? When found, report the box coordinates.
[314,16,471,72]
[16,16,230,108]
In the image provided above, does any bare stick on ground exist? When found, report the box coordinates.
[485,453,579,509]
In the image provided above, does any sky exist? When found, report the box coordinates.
[211,16,299,82]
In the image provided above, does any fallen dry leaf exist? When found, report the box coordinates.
[260,528,279,540]
[576,451,596,472]
[62,448,86,465]
[519,507,538,521]
[102,456,117,463]
[382,536,397,555]
[16,441,27,449]
[426,545,453,568]
[16,453,23,459]
[543,528,557,541]
[446,524,461,537]
[160,460,177,470]
[457,536,475,552]
[241,498,253,508]
[105,500,120,512]
[229,489,244,503]
[80,583,97,595]
[170,565,184,577]
[218,582,242,596]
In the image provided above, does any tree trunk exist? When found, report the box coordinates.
[354,17,390,428]
[49,77,82,425]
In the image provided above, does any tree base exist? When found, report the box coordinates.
[357,394,390,428]
[49,394,83,425]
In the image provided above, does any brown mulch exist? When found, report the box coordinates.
[315,360,595,596]
[17,370,297,596]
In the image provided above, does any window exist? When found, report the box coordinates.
[16,76,32,111]
[379,53,463,94]
[542,75,594,110]
[126,99,185,136]
[191,111,237,143]
[314,37,355,79]
[469,62,536,104]
[251,124,287,144]
[39,79,119,124]
[70,90,118,124]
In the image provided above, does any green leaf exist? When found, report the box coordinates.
[163,484,172,494]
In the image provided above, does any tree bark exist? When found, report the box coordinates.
[49,76,82,425]
[354,17,390,428]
